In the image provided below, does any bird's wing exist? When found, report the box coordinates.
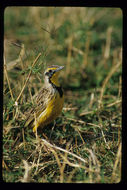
[24,87,51,127]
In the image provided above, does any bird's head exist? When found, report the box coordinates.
[44,65,64,87]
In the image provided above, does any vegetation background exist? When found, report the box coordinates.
[3,7,122,183]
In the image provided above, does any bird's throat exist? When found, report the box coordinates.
[49,77,63,97]
[50,73,60,87]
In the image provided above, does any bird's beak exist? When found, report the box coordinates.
[56,66,64,72]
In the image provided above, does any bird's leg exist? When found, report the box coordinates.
[33,119,39,139]
[49,120,56,139]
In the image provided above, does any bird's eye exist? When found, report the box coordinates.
[45,69,53,76]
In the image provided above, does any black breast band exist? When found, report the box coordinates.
[49,79,63,98]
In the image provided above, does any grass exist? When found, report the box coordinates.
[3,7,122,183]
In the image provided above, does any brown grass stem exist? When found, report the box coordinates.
[16,53,41,103]
[98,59,121,109]
[41,138,87,164]
[4,57,14,101]
[111,143,121,182]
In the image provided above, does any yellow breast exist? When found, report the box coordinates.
[33,92,64,132]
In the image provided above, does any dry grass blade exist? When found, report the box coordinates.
[98,53,122,109]
[41,138,87,164]
[104,27,113,60]
[67,117,85,124]
[59,139,73,182]
[21,160,32,182]
[66,36,73,77]
[82,31,91,69]
[63,107,78,111]
[72,46,84,55]
[4,56,14,101]
[6,44,26,71]
[16,53,41,103]
[106,99,121,107]
[67,168,78,183]
[80,110,94,116]
[111,143,122,183]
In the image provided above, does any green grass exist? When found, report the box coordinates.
[3,7,122,183]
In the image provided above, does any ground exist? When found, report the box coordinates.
[3,7,122,183]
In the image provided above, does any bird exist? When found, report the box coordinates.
[24,65,64,133]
